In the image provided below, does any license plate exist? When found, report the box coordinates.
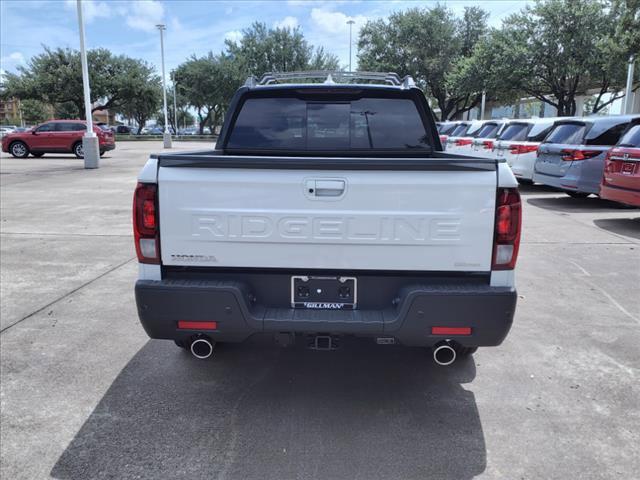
[622,162,635,175]
[291,276,357,309]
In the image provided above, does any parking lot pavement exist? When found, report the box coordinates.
[1,146,639,480]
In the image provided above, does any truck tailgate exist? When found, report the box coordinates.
[157,160,497,272]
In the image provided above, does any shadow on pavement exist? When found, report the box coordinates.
[517,183,558,194]
[527,195,632,213]
[593,217,640,240]
[51,338,485,480]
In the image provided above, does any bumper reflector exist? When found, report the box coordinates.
[178,321,218,330]
[431,326,471,336]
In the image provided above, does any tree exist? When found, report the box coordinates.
[2,47,160,119]
[225,22,339,76]
[590,0,640,112]
[117,78,162,134]
[358,6,490,120]
[175,54,223,134]
[479,0,637,116]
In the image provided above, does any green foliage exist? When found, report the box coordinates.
[357,6,490,120]
[165,87,195,130]
[225,22,339,75]
[19,99,49,125]
[472,0,638,116]
[174,53,239,134]
[116,76,162,134]
[2,47,161,120]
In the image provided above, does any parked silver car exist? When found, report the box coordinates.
[533,115,640,197]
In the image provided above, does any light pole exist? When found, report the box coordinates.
[156,24,171,148]
[172,73,178,136]
[76,0,99,168]
[624,54,635,114]
[347,19,355,72]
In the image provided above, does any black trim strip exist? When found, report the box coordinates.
[162,265,490,278]
[157,154,499,171]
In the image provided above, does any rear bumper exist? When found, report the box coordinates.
[533,159,603,194]
[135,279,517,347]
[510,155,536,180]
[599,183,640,207]
[101,143,116,152]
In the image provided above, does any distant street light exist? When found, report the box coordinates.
[76,0,99,168]
[624,55,635,115]
[172,72,178,135]
[156,24,171,148]
[347,19,355,72]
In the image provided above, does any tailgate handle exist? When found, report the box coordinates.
[314,180,345,196]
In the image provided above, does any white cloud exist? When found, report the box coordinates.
[64,0,110,23]
[224,30,243,44]
[310,8,367,35]
[274,16,299,30]
[0,51,25,66]
[125,0,165,33]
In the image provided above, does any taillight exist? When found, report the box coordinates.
[509,144,539,155]
[561,149,600,161]
[492,188,521,270]
[133,183,160,264]
[455,138,473,146]
[483,140,494,150]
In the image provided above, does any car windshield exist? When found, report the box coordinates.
[227,95,432,151]
[498,123,529,141]
[474,123,499,139]
[618,125,640,148]
[544,123,586,145]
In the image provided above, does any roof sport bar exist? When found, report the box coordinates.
[244,71,416,89]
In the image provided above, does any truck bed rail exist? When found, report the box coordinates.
[155,152,500,171]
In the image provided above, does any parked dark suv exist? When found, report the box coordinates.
[1,120,116,158]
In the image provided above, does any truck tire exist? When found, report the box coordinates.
[9,141,29,158]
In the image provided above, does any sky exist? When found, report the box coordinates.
[0,0,532,80]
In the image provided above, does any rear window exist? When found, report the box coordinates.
[586,123,627,146]
[618,124,640,147]
[474,123,499,139]
[544,123,586,145]
[527,124,554,142]
[498,123,529,141]
[448,124,470,137]
[438,123,458,135]
[227,96,431,151]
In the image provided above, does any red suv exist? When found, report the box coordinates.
[600,121,640,207]
[1,120,115,158]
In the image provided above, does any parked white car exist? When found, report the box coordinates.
[447,120,507,158]
[492,118,560,183]
[445,121,484,154]
[0,126,17,139]
[437,121,460,150]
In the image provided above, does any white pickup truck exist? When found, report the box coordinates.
[133,72,521,365]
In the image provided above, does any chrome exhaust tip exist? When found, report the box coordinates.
[190,337,214,359]
[433,341,457,366]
